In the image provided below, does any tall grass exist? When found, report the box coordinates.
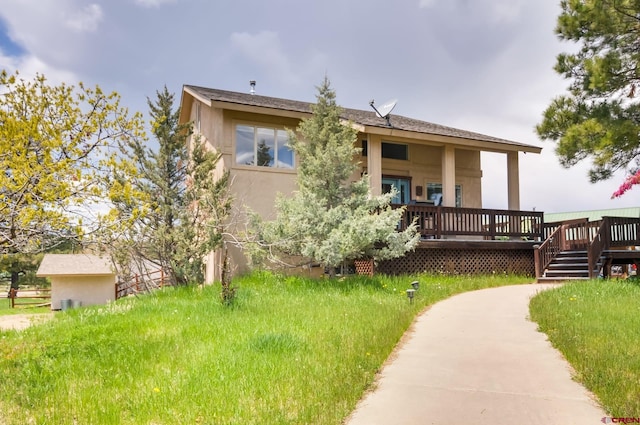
[0,272,531,424]
[530,280,640,416]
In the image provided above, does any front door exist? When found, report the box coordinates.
[382,177,410,204]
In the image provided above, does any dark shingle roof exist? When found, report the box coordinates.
[184,85,540,151]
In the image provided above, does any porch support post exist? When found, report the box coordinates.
[441,145,456,207]
[368,134,382,196]
[507,151,520,210]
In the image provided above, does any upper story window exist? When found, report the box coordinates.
[235,124,295,169]
[360,140,408,160]
[382,142,408,160]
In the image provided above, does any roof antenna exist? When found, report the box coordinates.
[369,98,398,127]
[250,80,256,95]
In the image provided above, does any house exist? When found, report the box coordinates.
[178,84,543,281]
[36,254,116,310]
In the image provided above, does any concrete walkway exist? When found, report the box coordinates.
[346,284,606,425]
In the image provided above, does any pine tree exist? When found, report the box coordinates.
[174,138,231,284]
[537,1,640,186]
[259,78,418,274]
[110,86,190,284]
[256,139,272,166]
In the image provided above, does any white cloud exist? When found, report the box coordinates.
[0,53,78,85]
[230,31,303,87]
[65,4,103,33]
[418,0,436,8]
[419,0,525,24]
[134,0,177,8]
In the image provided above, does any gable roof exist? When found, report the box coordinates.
[182,85,542,154]
[37,254,114,277]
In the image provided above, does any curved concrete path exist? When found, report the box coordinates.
[346,284,606,425]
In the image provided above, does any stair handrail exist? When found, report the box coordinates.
[534,225,563,279]
[587,218,609,279]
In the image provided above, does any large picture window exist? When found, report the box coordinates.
[235,124,295,169]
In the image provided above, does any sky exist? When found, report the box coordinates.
[0,0,638,214]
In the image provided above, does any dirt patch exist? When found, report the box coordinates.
[0,313,54,331]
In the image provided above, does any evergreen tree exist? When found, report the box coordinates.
[174,138,231,284]
[256,139,272,166]
[113,87,231,285]
[111,86,190,284]
[259,78,418,274]
[537,1,640,187]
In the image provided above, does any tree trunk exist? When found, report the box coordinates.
[10,271,20,290]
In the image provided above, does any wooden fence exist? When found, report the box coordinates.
[116,269,169,299]
[8,288,51,309]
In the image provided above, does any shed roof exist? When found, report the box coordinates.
[182,85,542,153]
[544,207,640,223]
[37,254,114,277]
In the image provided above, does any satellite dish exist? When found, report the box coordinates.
[369,98,398,127]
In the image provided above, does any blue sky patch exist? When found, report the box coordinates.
[0,18,25,56]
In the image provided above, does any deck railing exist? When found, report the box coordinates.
[534,225,562,278]
[536,216,640,278]
[395,204,544,240]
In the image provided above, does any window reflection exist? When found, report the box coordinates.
[235,125,294,169]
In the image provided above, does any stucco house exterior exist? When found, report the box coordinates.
[178,85,542,282]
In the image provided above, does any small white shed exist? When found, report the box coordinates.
[37,254,116,310]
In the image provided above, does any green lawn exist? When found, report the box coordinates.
[0,272,532,425]
[530,279,640,417]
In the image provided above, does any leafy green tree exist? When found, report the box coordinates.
[258,78,418,274]
[0,253,44,291]
[0,70,145,257]
[537,1,640,186]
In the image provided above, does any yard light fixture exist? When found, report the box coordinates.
[411,280,420,290]
[406,288,415,304]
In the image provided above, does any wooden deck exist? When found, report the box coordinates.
[384,206,640,279]
[535,216,640,279]
[381,205,543,276]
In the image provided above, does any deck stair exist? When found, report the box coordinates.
[537,250,594,283]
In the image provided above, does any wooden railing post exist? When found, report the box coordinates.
[9,288,16,308]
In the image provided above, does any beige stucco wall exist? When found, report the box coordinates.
[194,99,486,281]
[51,275,116,310]
[360,141,483,208]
